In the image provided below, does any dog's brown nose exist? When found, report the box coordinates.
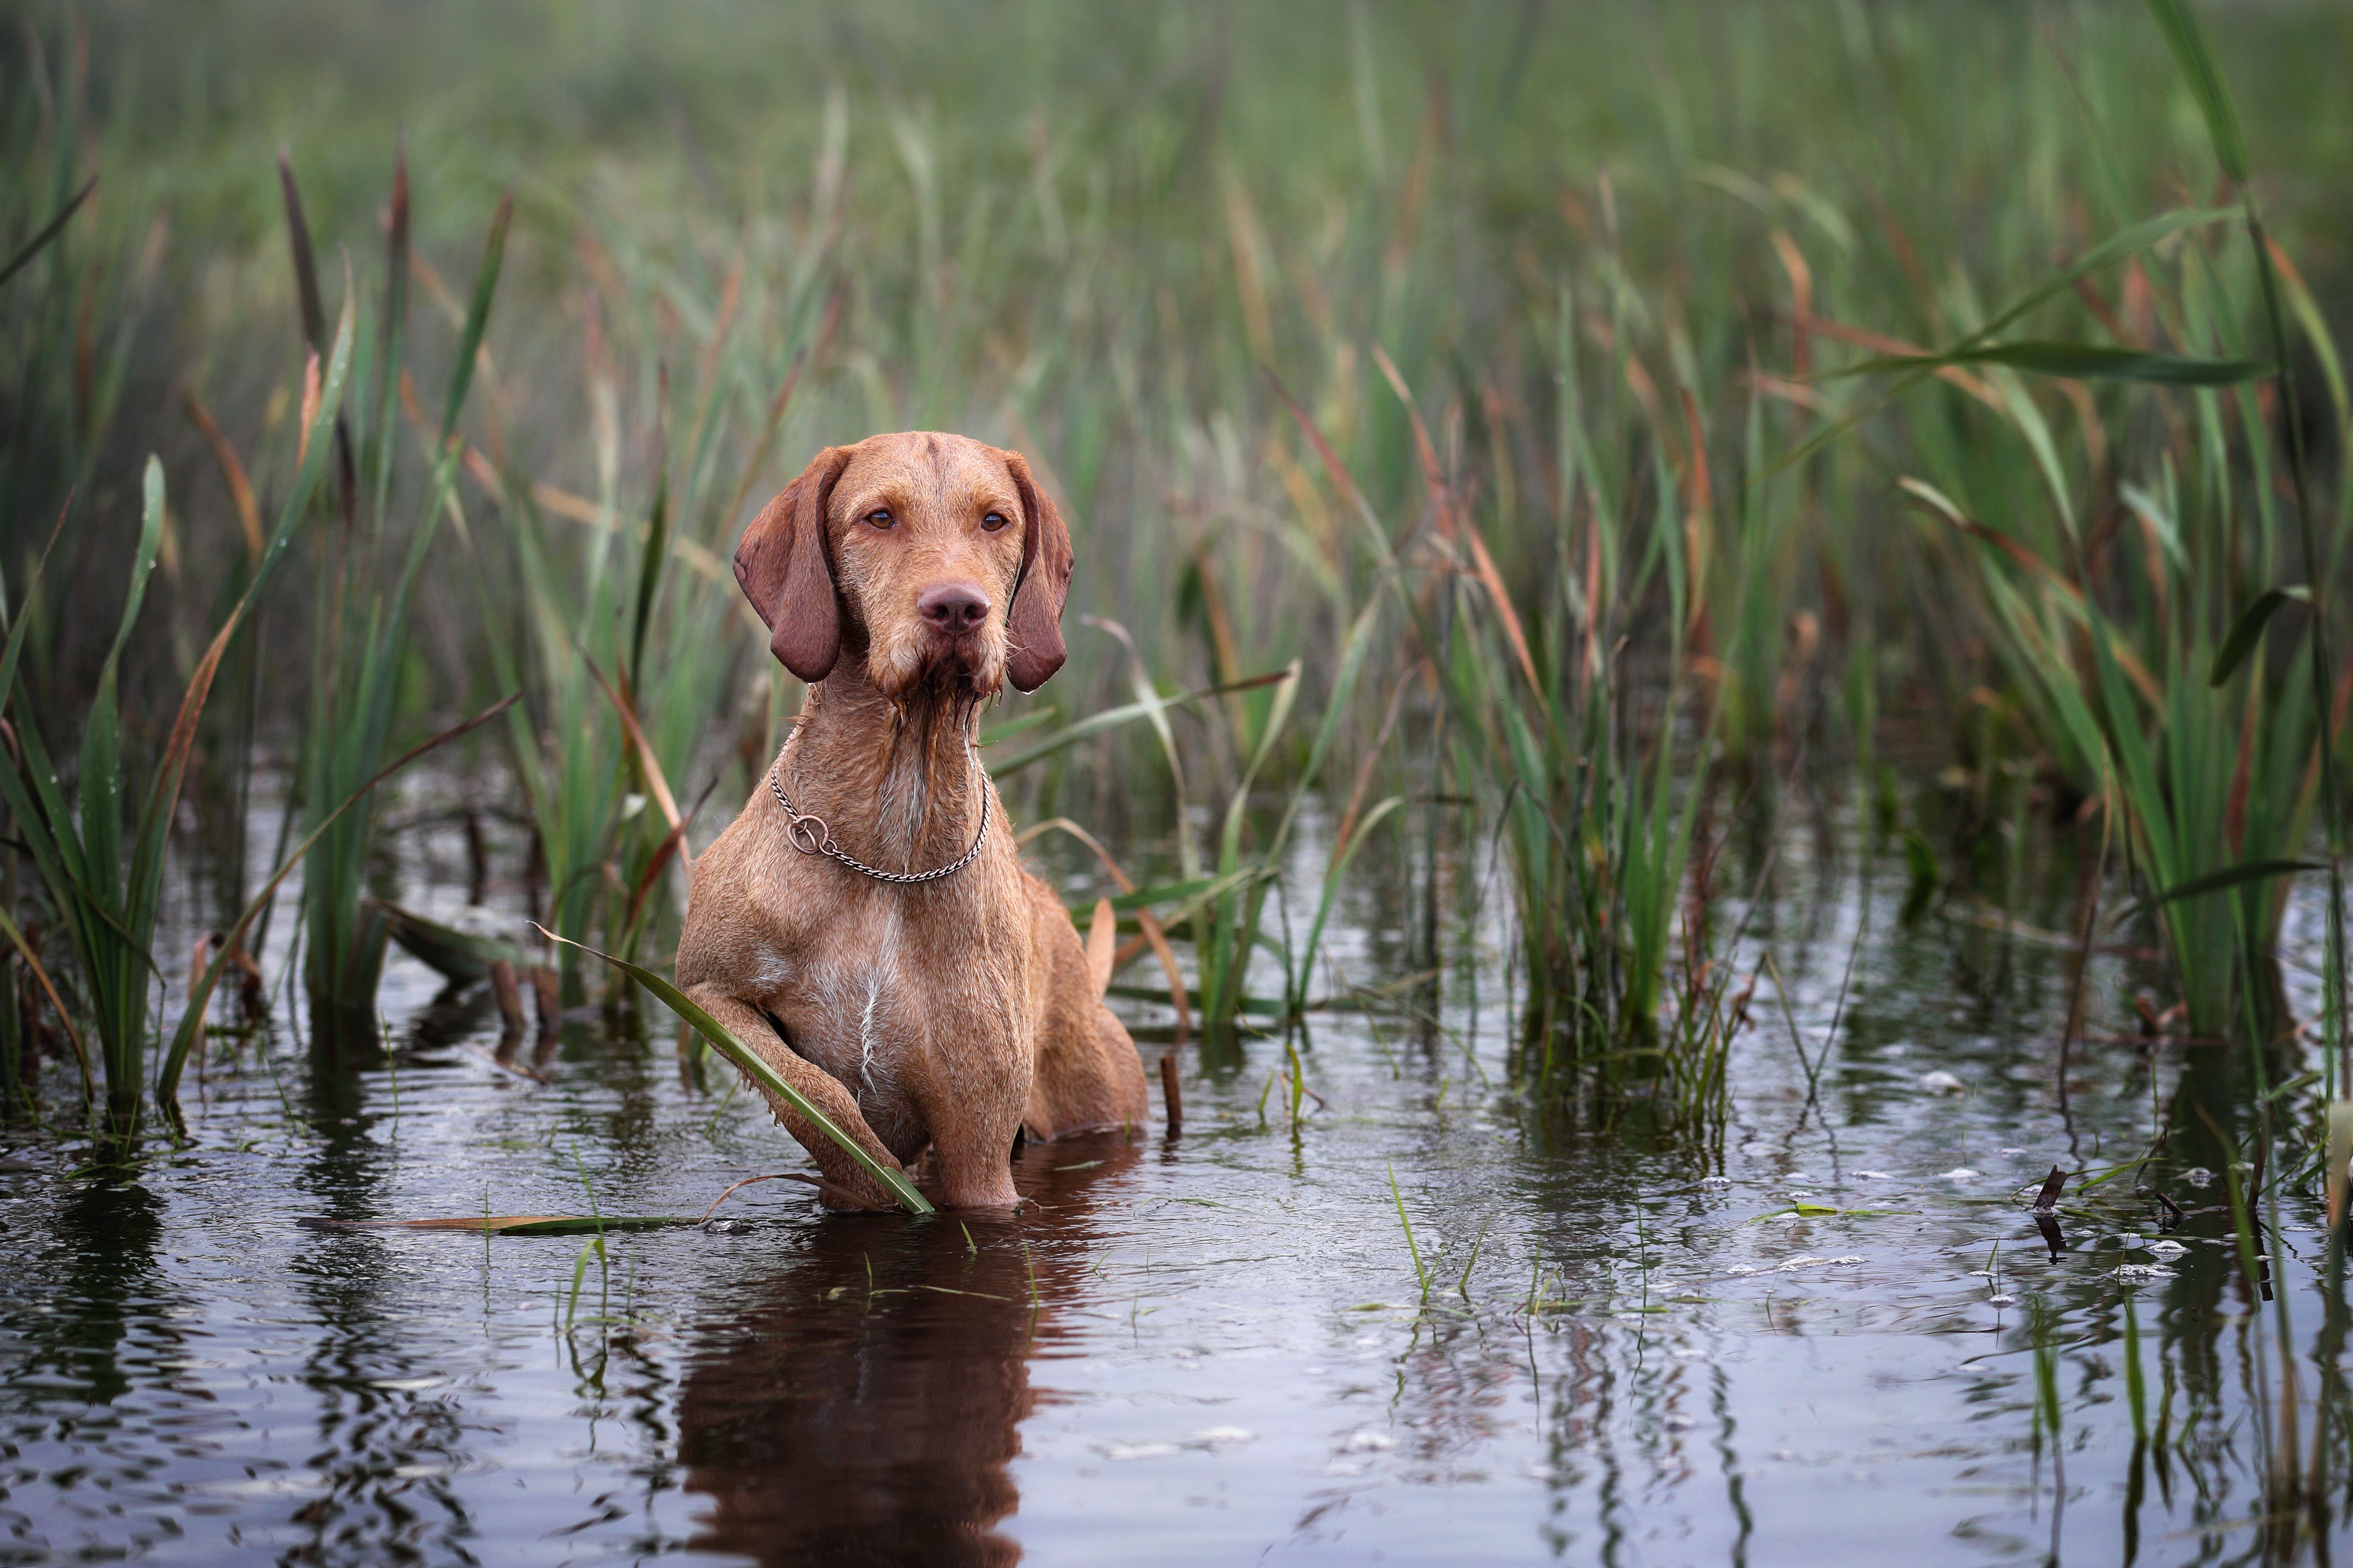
[918,582,991,635]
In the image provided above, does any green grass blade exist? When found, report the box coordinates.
[2143,0,2250,185]
[2123,1296,2149,1443]
[1826,341,2270,386]
[2115,858,2323,924]
[77,457,168,914]
[1295,794,1405,1009]
[367,139,409,520]
[277,152,328,352]
[0,707,86,916]
[628,461,669,692]
[0,174,96,289]
[1082,876,1221,915]
[439,188,513,443]
[987,669,1291,776]
[2210,586,2309,687]
[1761,207,2237,485]
[155,286,356,996]
[533,928,934,1216]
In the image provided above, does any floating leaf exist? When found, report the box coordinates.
[380,902,534,982]
[301,1215,700,1236]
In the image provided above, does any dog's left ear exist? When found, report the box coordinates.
[1001,450,1073,692]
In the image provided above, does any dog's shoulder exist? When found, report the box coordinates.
[677,793,813,985]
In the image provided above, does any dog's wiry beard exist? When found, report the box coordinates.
[870,682,987,868]
[865,614,1006,702]
[881,680,987,745]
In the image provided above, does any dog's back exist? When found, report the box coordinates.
[1017,870,1149,1140]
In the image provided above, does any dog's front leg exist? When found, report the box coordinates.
[686,983,908,1209]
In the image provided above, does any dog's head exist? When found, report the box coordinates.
[734,432,1071,699]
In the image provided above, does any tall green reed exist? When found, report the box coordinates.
[1861,3,2348,1053]
[278,150,513,1019]
[0,289,352,1135]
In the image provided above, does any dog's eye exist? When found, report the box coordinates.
[981,511,1009,532]
[866,509,894,529]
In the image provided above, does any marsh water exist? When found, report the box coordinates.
[1,779,2346,1566]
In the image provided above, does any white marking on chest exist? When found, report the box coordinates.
[853,902,901,1109]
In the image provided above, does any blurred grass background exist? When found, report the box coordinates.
[20,0,2346,736]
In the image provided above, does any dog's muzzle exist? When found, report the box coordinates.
[915,581,992,675]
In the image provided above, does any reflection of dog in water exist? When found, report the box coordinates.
[677,1135,1136,1567]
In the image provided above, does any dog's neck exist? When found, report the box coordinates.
[780,660,989,875]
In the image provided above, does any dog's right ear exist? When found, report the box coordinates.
[735,445,851,682]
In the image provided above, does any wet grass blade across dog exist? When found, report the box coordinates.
[532,928,935,1216]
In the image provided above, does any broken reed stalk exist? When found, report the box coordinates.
[489,960,525,1034]
[1159,1052,1182,1136]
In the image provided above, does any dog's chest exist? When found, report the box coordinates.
[761,887,1020,1104]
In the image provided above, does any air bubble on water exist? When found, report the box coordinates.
[1188,1427,1258,1448]
[1095,1441,1182,1461]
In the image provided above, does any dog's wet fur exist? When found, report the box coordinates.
[677,432,1148,1209]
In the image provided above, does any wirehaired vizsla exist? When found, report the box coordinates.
[677,432,1149,1209]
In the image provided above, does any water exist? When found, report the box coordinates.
[1,793,2346,1564]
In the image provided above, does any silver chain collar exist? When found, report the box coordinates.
[767,730,989,885]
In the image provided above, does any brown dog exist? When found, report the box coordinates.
[677,432,1148,1210]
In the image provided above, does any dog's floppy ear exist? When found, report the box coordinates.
[735,445,851,682]
[1001,450,1073,693]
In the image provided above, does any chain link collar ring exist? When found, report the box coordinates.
[766,730,988,885]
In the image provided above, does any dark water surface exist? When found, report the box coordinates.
[1,800,2347,1565]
